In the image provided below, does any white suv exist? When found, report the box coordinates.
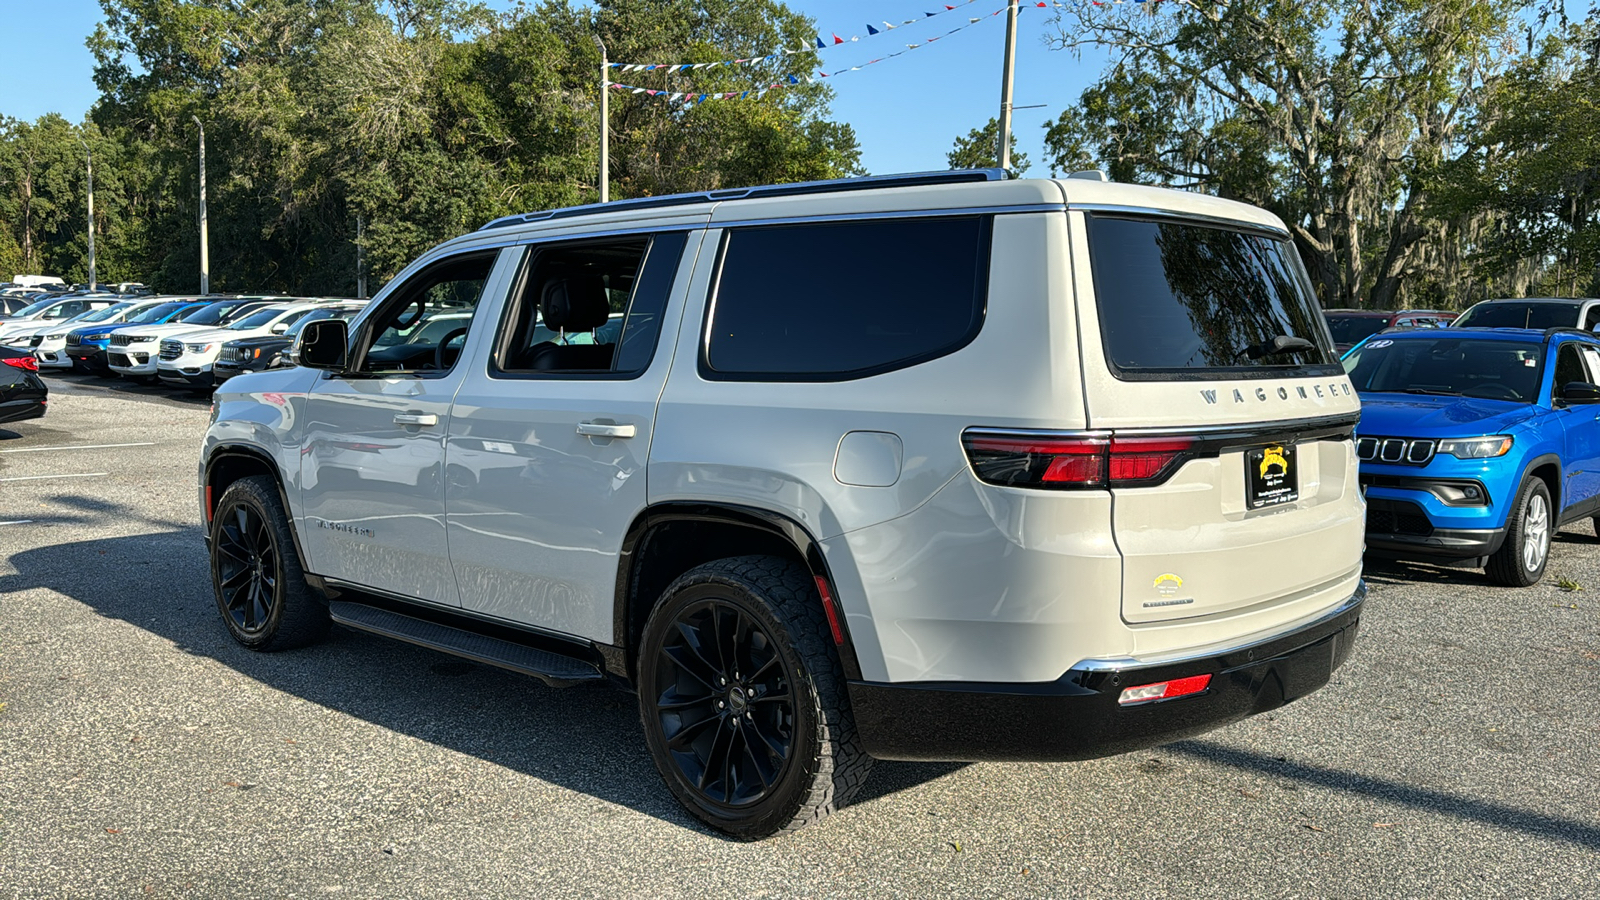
[157,302,326,390]
[108,298,276,380]
[200,171,1366,838]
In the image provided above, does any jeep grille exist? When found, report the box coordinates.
[1356,436,1435,466]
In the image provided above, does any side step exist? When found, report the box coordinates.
[328,601,604,688]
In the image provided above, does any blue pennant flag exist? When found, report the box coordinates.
[787,74,800,84]
[815,37,826,49]
[867,24,880,35]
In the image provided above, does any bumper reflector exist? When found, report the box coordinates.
[1118,673,1213,706]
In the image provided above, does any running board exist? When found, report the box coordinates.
[327,601,604,688]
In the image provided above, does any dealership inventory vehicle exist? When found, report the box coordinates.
[0,346,47,423]
[0,295,121,340]
[41,298,208,370]
[201,171,1366,838]
[1343,328,1600,585]
[1453,297,1600,331]
[158,302,326,390]
[107,298,276,380]
[214,302,368,383]
[1324,309,1456,353]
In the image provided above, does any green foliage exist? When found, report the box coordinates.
[0,0,861,293]
[946,117,1029,178]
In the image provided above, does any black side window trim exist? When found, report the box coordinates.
[698,215,994,383]
[1084,212,1342,383]
[485,232,684,382]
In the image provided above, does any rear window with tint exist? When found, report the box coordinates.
[1086,215,1337,378]
[1454,302,1582,329]
[706,217,990,379]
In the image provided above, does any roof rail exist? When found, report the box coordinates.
[1542,327,1597,341]
[478,169,1008,232]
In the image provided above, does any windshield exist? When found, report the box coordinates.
[13,298,62,317]
[180,303,244,326]
[1086,215,1337,376]
[128,302,189,324]
[229,307,291,330]
[1455,302,1581,329]
[1326,315,1390,345]
[219,303,272,324]
[1343,337,1544,402]
[79,303,135,324]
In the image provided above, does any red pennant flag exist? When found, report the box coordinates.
[832,33,844,44]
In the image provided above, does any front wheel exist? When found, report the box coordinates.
[636,556,872,839]
[1486,476,1552,587]
[210,475,329,649]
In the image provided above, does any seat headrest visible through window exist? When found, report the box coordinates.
[540,276,611,332]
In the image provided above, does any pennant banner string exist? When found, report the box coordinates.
[605,2,1161,74]
[604,1,1059,105]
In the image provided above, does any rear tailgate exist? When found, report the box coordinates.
[1067,209,1365,624]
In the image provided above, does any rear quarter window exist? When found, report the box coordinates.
[704,216,991,380]
[1086,215,1338,380]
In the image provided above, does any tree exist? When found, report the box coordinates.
[946,117,1029,177]
[1042,0,1530,309]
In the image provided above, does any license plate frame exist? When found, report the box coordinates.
[1245,443,1299,509]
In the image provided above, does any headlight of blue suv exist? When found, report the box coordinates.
[1437,436,1514,459]
[85,333,111,341]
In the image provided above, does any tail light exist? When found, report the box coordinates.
[963,431,1195,489]
[2,355,39,372]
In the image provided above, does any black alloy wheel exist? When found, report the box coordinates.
[210,475,329,650]
[652,598,797,809]
[637,556,872,839]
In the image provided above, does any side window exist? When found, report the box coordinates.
[1585,306,1600,330]
[705,217,990,380]
[1554,343,1588,391]
[494,232,686,377]
[1578,346,1600,384]
[357,252,496,375]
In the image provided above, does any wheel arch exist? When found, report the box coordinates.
[612,502,863,684]
[1520,453,1563,513]
[203,443,312,572]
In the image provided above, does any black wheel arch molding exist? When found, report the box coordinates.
[611,501,866,684]
[1517,452,1565,516]
[202,443,303,552]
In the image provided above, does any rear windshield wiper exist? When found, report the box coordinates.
[1237,335,1316,360]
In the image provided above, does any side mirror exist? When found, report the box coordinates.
[1560,381,1600,404]
[270,322,289,334]
[295,318,350,371]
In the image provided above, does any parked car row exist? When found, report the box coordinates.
[1,294,365,397]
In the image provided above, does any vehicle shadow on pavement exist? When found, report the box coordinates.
[1167,740,1600,850]
[0,529,965,837]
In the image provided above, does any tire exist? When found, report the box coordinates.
[209,475,329,650]
[1485,476,1553,587]
[636,556,873,839]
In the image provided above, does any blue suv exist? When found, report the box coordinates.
[1343,328,1600,585]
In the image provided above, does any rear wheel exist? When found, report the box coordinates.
[1486,476,1552,587]
[636,556,872,839]
[210,475,329,650]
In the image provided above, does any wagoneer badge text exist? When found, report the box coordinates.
[317,520,375,539]
[1201,383,1352,405]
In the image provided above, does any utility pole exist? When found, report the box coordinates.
[192,116,210,294]
[78,136,96,289]
[356,215,367,299]
[997,0,1019,174]
[593,34,609,203]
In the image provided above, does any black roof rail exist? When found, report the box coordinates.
[1542,327,1598,342]
[478,169,1008,232]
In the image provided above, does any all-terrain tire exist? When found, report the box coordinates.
[209,475,330,650]
[636,555,873,839]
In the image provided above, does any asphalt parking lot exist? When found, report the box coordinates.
[3,374,1599,899]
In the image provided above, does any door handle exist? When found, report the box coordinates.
[394,413,438,426]
[576,421,636,439]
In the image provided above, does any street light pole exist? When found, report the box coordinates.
[997,0,1019,173]
[192,115,210,294]
[78,137,96,289]
[593,34,609,203]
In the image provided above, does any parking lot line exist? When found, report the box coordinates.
[0,442,157,454]
[0,473,111,483]
[0,520,35,526]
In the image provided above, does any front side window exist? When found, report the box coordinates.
[493,233,684,377]
[1326,315,1390,346]
[1343,337,1543,403]
[1087,215,1337,378]
[356,253,495,375]
[705,217,990,380]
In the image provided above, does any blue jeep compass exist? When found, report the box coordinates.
[1344,327,1600,585]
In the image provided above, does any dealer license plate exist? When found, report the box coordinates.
[1245,443,1298,509]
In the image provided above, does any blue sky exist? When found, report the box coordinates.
[0,0,1110,176]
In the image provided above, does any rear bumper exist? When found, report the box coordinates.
[848,582,1365,762]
